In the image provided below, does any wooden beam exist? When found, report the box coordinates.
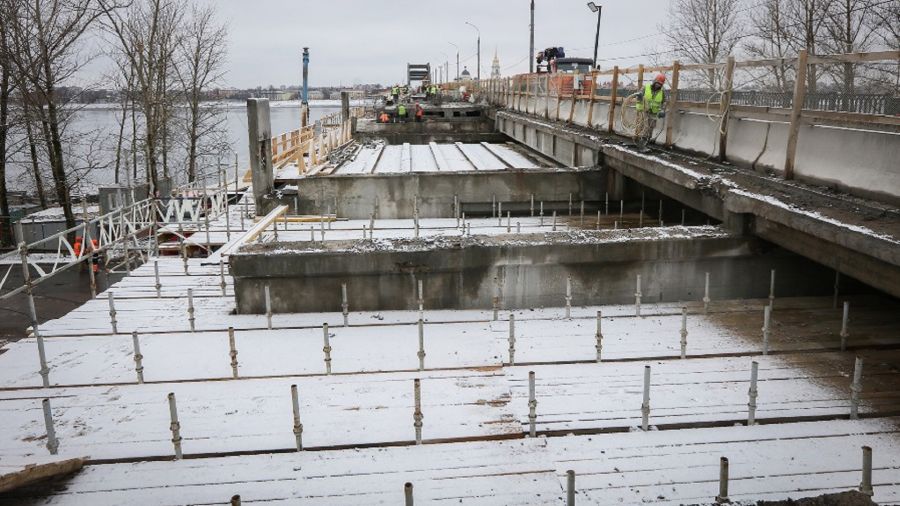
[0,458,86,494]
[544,74,551,119]
[807,49,900,65]
[637,64,645,88]
[555,74,562,121]
[784,49,808,180]
[607,66,619,133]
[665,61,681,148]
[586,70,598,127]
[568,75,577,123]
[718,55,736,162]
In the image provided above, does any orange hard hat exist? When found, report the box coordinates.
[653,73,666,84]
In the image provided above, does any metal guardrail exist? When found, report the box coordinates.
[0,183,231,302]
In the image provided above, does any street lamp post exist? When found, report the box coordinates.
[449,42,460,80]
[440,51,450,84]
[466,22,481,81]
[587,2,603,69]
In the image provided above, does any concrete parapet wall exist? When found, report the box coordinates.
[231,228,837,314]
[294,169,606,219]
[502,95,900,204]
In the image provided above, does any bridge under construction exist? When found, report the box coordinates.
[1,49,899,505]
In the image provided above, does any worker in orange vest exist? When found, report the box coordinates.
[379,111,390,123]
[414,103,424,122]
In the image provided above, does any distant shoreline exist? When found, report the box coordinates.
[74,99,374,111]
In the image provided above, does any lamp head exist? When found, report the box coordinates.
[587,2,600,12]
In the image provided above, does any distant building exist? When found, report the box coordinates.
[307,90,326,100]
[459,66,472,82]
[491,50,501,79]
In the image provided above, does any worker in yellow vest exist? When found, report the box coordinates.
[634,74,667,148]
[397,102,408,123]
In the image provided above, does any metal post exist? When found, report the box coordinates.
[228,327,239,379]
[517,222,521,234]
[703,272,711,313]
[132,331,144,384]
[219,259,227,296]
[417,279,424,318]
[291,384,303,450]
[635,274,642,317]
[322,323,332,374]
[658,200,663,226]
[108,291,118,333]
[568,193,573,217]
[264,284,272,330]
[748,361,758,425]
[833,270,840,309]
[530,194,535,216]
[413,378,423,444]
[580,201,585,226]
[596,210,601,230]
[320,218,325,241]
[619,200,623,220]
[498,202,503,226]
[552,211,557,231]
[595,311,603,362]
[605,193,609,216]
[508,314,516,365]
[840,301,850,351]
[188,288,196,332]
[528,370,537,437]
[565,276,572,319]
[81,200,97,297]
[506,211,511,233]
[492,194,496,218]
[715,457,729,503]
[850,356,863,419]
[641,365,650,431]
[405,482,414,506]
[370,214,376,239]
[42,398,59,455]
[166,392,184,460]
[768,269,776,309]
[204,205,212,253]
[680,306,688,359]
[35,333,50,388]
[762,305,771,355]
[181,239,189,275]
[860,446,874,496]
[417,318,426,371]
[566,470,575,506]
[539,201,544,226]
[154,260,162,298]
[341,283,349,326]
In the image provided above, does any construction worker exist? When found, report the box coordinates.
[430,83,439,102]
[397,102,408,122]
[415,102,424,122]
[391,84,400,103]
[379,110,390,123]
[634,73,667,148]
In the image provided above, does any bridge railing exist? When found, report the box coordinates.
[478,49,899,180]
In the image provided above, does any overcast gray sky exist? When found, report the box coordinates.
[146,0,671,89]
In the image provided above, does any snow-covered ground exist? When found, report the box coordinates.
[2,192,900,504]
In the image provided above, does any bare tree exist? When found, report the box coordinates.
[822,0,878,94]
[100,0,184,194]
[781,0,836,94]
[662,0,744,88]
[1,0,108,231]
[744,0,794,92]
[0,15,13,246]
[175,4,227,183]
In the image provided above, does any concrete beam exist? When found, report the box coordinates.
[293,168,606,219]
[231,229,838,314]
[247,99,276,215]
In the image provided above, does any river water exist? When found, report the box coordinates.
[6,101,343,193]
